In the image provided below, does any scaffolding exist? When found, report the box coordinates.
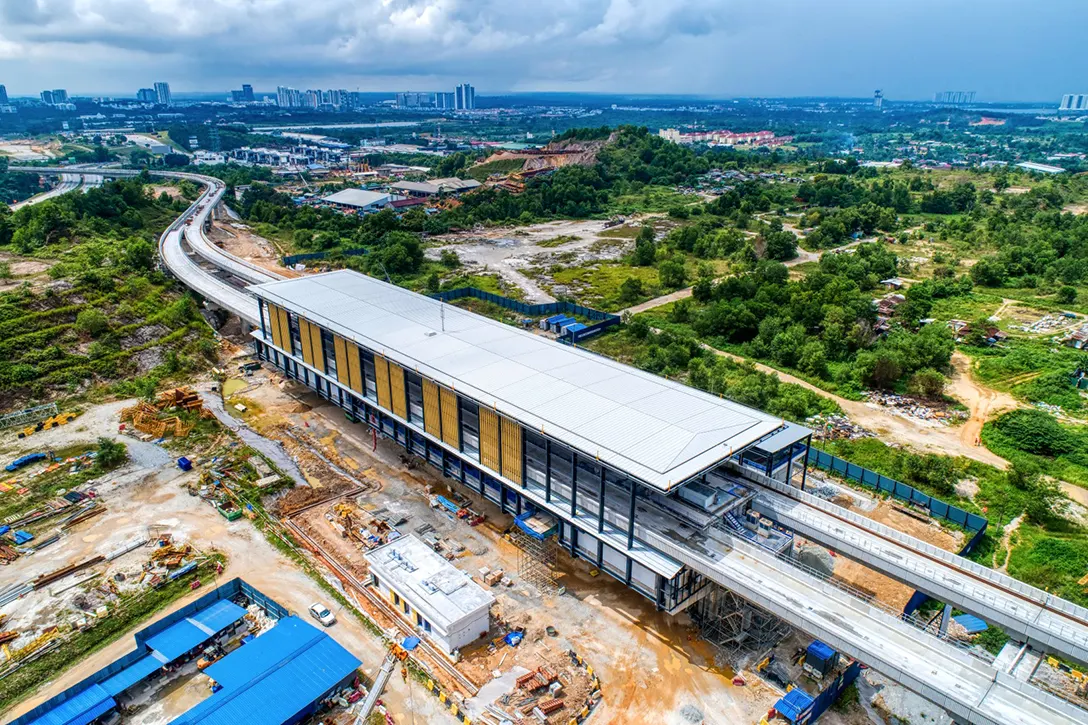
[0,403,58,430]
[510,524,559,595]
[694,584,792,664]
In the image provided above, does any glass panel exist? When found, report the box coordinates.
[405,372,424,425]
[288,313,301,357]
[459,398,480,460]
[524,430,548,495]
[322,330,337,378]
[361,350,377,402]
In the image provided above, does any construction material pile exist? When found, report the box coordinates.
[863,391,968,427]
[805,414,874,441]
[120,387,214,440]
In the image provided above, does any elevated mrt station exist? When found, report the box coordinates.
[250,270,810,614]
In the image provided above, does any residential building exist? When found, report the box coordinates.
[51,89,68,103]
[242,83,254,103]
[137,88,158,103]
[276,86,302,108]
[436,91,455,110]
[0,84,8,105]
[250,271,810,617]
[1060,94,1088,112]
[40,90,54,105]
[365,534,494,656]
[389,177,481,198]
[154,81,172,106]
[395,91,433,109]
[455,83,475,110]
[874,90,883,111]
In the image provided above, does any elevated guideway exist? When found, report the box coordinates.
[736,463,1088,666]
[9,172,84,210]
[643,521,1085,725]
[178,179,281,286]
[156,188,261,325]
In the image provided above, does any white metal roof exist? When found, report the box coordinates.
[322,189,393,208]
[252,270,795,491]
[364,535,493,630]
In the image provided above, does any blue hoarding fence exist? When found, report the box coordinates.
[430,287,621,343]
[282,247,369,267]
[10,578,287,725]
[808,448,987,532]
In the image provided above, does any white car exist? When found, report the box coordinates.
[308,602,336,627]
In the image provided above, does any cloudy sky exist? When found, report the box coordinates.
[0,0,1084,101]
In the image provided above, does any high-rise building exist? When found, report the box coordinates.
[40,90,54,105]
[51,89,68,103]
[874,90,884,111]
[436,91,455,110]
[455,83,475,111]
[1060,94,1088,112]
[242,84,254,103]
[137,88,158,103]
[0,85,8,105]
[154,81,172,106]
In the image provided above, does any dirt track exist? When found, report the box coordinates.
[701,345,1011,467]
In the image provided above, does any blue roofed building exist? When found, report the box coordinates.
[11,579,360,725]
[171,616,361,725]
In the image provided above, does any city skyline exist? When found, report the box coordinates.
[0,0,1085,102]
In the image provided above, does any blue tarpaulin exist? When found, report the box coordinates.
[775,688,815,724]
[174,616,360,725]
[952,614,989,634]
[146,600,246,663]
[24,685,114,725]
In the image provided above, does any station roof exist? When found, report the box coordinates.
[145,599,247,662]
[252,270,797,490]
[170,616,361,725]
[364,534,494,631]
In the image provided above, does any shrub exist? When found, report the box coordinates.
[76,308,110,337]
[993,409,1077,457]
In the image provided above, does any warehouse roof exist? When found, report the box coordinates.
[390,177,481,195]
[252,271,797,490]
[171,616,360,725]
[24,685,114,725]
[364,535,494,631]
[322,189,393,209]
[145,599,247,662]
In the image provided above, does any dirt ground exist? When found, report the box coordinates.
[824,494,964,612]
[208,220,301,279]
[238,380,794,725]
[0,400,448,725]
[427,217,661,303]
[947,350,1020,455]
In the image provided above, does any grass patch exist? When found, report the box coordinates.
[548,263,660,311]
[606,185,694,215]
[465,157,526,182]
[1007,523,1088,607]
[536,235,579,248]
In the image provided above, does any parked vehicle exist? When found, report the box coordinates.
[309,602,336,627]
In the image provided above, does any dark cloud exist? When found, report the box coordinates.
[0,0,1084,101]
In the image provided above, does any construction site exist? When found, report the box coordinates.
[4,167,1088,725]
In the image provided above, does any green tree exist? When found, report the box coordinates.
[632,225,657,266]
[619,276,645,303]
[659,259,687,289]
[1057,286,1078,305]
[907,369,947,400]
[94,437,128,470]
[76,308,110,337]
